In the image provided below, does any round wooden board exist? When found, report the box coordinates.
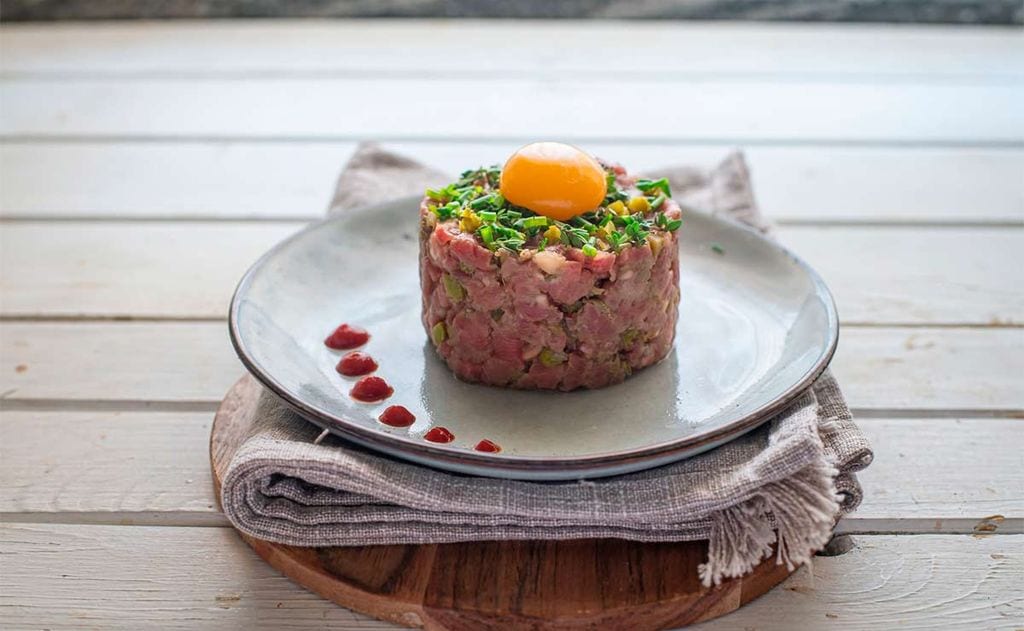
[211,375,796,630]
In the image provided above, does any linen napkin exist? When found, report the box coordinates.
[221,144,873,586]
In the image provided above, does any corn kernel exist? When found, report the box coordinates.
[628,196,650,214]
[648,234,664,256]
[543,225,561,242]
[608,200,628,215]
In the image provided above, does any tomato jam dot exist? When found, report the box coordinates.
[474,439,501,453]
[325,323,370,350]
[336,351,378,377]
[423,427,455,443]
[350,376,393,402]
[379,405,416,428]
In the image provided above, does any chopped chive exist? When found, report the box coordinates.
[636,177,673,198]
[479,225,495,248]
[427,163,675,255]
[469,195,495,210]
[710,242,725,255]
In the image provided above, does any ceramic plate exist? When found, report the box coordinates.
[230,196,838,480]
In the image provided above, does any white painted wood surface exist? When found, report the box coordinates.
[5,77,1023,142]
[2,323,1022,411]
[1,525,1020,630]
[3,142,1022,223]
[2,222,1021,324]
[0,19,1021,631]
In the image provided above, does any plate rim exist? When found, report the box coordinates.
[229,196,839,477]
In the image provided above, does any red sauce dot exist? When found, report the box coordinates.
[350,376,393,403]
[379,405,416,428]
[336,351,378,377]
[423,426,455,444]
[325,323,370,350]
[474,439,501,453]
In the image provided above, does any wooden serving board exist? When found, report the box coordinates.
[210,376,796,630]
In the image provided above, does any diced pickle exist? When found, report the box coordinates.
[459,212,482,233]
[621,328,640,346]
[442,273,465,301]
[538,348,566,367]
[430,322,447,346]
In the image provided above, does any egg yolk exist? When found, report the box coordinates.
[499,142,607,222]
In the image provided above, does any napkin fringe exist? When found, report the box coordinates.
[699,458,839,586]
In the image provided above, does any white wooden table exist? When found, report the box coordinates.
[0,19,1022,629]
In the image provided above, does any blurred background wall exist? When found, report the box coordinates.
[3,0,1022,25]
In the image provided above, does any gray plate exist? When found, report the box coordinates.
[230,196,838,480]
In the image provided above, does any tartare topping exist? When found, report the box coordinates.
[336,351,378,377]
[324,323,370,350]
[499,142,607,221]
[423,148,681,257]
[350,376,394,402]
[423,426,455,443]
[379,405,416,427]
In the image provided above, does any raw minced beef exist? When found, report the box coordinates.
[419,165,681,391]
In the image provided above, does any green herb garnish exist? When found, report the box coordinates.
[479,225,495,248]
[636,177,673,198]
[425,164,681,255]
[710,242,725,255]
[655,212,682,232]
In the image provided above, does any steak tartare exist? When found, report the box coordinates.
[419,144,682,391]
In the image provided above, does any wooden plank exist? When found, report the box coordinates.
[2,222,1020,324]
[0,221,304,320]
[2,78,1021,143]
[2,21,1021,79]
[0,323,1021,410]
[784,226,1024,326]
[0,523,389,630]
[2,411,1020,534]
[851,418,1024,530]
[3,141,1022,223]
[0,322,241,404]
[0,411,218,517]
[830,327,1024,412]
[1,525,1020,630]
